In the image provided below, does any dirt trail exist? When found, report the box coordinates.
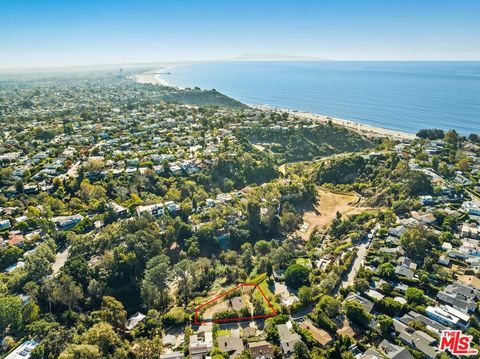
[297,189,368,240]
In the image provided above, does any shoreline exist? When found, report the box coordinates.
[133,70,174,87]
[250,103,415,141]
[133,71,416,141]
[273,107,416,141]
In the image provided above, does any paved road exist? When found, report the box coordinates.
[340,239,370,290]
[52,246,69,275]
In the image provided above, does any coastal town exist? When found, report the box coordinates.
[0,70,480,359]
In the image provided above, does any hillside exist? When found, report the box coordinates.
[240,123,374,162]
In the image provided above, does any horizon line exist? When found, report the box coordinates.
[1,58,480,73]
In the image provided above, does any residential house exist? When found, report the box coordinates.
[397,257,417,271]
[299,320,333,346]
[164,201,181,214]
[51,214,84,230]
[419,195,434,205]
[399,330,438,359]
[228,296,244,311]
[466,257,480,273]
[7,233,25,247]
[126,312,146,331]
[442,242,452,251]
[345,293,374,313]
[189,324,213,359]
[359,347,384,359]
[217,335,244,358]
[436,281,480,313]
[463,201,480,216]
[108,202,128,217]
[277,321,302,356]
[388,225,406,238]
[365,289,384,301]
[460,239,480,257]
[136,203,164,217]
[3,261,25,273]
[249,341,274,359]
[4,339,39,359]
[170,164,182,176]
[395,266,415,280]
[0,219,11,230]
[455,173,472,186]
[457,275,480,290]
[378,340,414,359]
[438,255,450,266]
[399,311,447,335]
[461,223,479,239]
[425,305,471,330]
[162,334,177,348]
[242,326,257,339]
[217,193,233,204]
[411,211,437,225]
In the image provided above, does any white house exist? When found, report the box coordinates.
[463,201,480,216]
[4,339,39,359]
[136,203,164,217]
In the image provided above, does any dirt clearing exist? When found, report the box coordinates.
[297,189,368,240]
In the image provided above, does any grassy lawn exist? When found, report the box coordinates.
[296,257,312,268]
[248,272,267,283]
[256,279,281,312]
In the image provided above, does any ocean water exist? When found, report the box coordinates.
[164,61,480,135]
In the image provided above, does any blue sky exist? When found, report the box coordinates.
[1,0,479,68]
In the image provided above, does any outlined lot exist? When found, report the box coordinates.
[194,283,277,324]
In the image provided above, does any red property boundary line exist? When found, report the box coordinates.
[194,283,277,324]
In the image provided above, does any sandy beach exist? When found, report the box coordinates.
[286,110,416,141]
[249,105,415,141]
[133,70,170,86]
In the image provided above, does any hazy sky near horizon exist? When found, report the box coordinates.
[1,0,479,68]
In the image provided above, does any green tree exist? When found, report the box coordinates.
[298,286,314,305]
[98,296,127,329]
[130,335,163,359]
[59,344,102,359]
[317,295,341,317]
[0,296,23,334]
[379,297,404,317]
[405,287,425,305]
[314,309,337,332]
[52,273,83,310]
[25,240,56,282]
[141,255,171,311]
[402,171,432,196]
[376,314,393,336]
[0,245,23,269]
[264,318,280,343]
[344,300,371,327]
[174,259,195,308]
[354,278,369,294]
[78,322,123,356]
[378,262,395,279]
[284,264,310,289]
[401,226,432,260]
[254,240,271,255]
[22,301,40,324]
[444,129,460,144]
[293,341,311,359]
